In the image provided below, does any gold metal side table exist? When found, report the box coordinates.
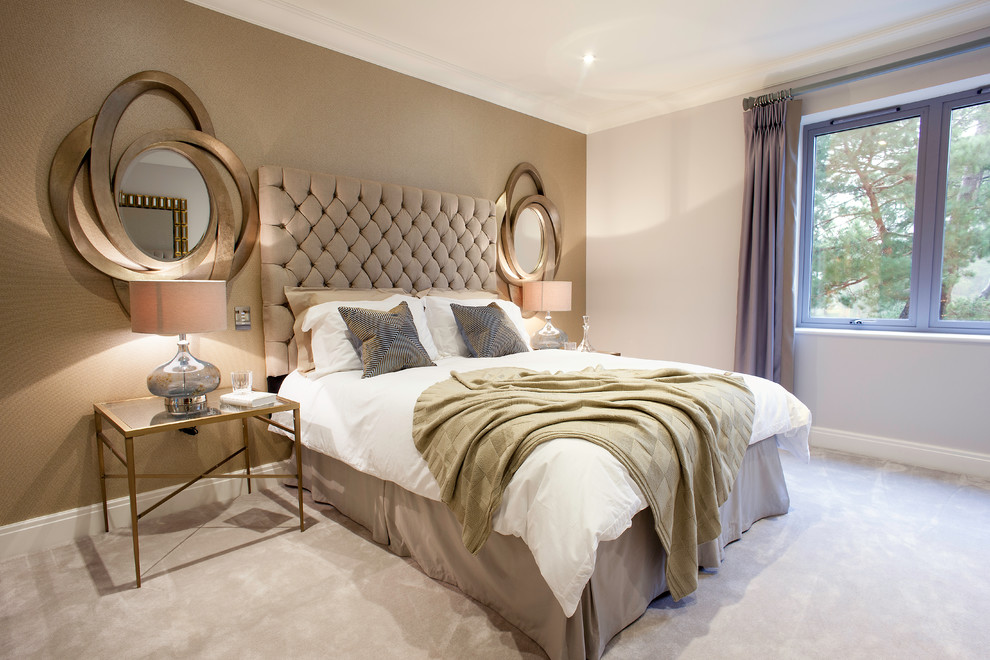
[93,390,305,587]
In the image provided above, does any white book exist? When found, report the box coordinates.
[220,391,278,408]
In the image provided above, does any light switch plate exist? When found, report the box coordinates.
[234,306,251,330]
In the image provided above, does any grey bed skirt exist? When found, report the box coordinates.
[298,436,790,660]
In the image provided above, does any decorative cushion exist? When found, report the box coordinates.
[298,295,438,373]
[423,297,530,357]
[339,302,436,378]
[286,287,407,372]
[451,302,530,358]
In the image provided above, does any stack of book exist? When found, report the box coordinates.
[219,390,277,408]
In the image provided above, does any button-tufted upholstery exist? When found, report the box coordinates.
[259,166,498,377]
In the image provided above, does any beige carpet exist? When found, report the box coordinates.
[2,447,989,659]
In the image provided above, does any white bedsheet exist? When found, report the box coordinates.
[276,350,811,616]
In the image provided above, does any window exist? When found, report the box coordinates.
[798,87,990,334]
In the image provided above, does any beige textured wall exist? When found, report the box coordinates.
[0,0,586,526]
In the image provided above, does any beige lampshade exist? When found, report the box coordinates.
[129,280,228,335]
[522,280,572,313]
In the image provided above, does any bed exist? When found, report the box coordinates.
[259,166,812,659]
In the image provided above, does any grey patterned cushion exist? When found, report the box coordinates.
[339,302,436,378]
[451,303,529,358]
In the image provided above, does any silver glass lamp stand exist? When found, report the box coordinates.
[531,312,568,350]
[146,333,221,414]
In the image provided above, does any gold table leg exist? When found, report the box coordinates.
[124,435,141,588]
[241,418,252,494]
[294,408,304,531]
[95,414,109,533]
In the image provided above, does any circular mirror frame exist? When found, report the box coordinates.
[496,162,562,287]
[48,70,258,308]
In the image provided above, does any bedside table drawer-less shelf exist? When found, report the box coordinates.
[93,390,305,587]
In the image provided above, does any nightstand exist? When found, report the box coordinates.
[93,390,304,587]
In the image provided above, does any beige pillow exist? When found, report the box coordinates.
[285,287,406,372]
[415,288,499,300]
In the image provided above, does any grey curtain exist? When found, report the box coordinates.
[733,98,800,390]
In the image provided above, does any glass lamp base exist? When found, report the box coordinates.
[147,335,220,415]
[530,314,568,350]
[164,395,210,414]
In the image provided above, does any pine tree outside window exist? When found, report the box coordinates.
[799,87,990,334]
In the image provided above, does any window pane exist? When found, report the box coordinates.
[938,101,990,322]
[808,118,920,319]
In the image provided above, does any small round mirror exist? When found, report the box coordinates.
[513,206,545,275]
[117,149,210,261]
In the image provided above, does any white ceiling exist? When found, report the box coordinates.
[188,0,990,133]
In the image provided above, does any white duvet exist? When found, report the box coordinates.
[277,350,811,616]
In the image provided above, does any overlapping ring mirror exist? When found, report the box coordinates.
[496,162,563,305]
[49,70,258,310]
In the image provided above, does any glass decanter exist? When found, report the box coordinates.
[577,315,596,352]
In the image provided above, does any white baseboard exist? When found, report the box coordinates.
[809,427,990,480]
[0,462,288,562]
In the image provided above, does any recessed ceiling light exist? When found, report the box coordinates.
[582,53,596,65]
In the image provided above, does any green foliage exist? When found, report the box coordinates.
[942,296,990,321]
[940,103,990,320]
[809,101,990,323]
[810,118,919,318]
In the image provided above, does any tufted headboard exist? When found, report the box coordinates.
[258,166,498,378]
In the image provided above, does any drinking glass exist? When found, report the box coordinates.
[230,370,252,394]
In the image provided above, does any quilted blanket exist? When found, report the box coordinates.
[412,366,756,601]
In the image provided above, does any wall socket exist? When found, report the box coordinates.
[234,306,251,330]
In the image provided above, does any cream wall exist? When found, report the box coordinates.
[586,97,744,367]
[791,54,990,474]
[0,0,586,527]
[587,45,990,476]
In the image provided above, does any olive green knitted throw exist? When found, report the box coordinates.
[413,366,755,602]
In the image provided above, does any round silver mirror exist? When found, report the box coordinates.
[117,149,210,261]
[513,205,545,275]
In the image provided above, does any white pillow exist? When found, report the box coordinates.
[423,297,531,357]
[299,295,439,372]
[285,287,406,373]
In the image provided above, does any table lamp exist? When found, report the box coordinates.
[522,280,572,350]
[129,280,227,414]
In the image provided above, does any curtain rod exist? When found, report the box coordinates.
[742,34,990,110]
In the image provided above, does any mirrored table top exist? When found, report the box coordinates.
[94,389,298,436]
